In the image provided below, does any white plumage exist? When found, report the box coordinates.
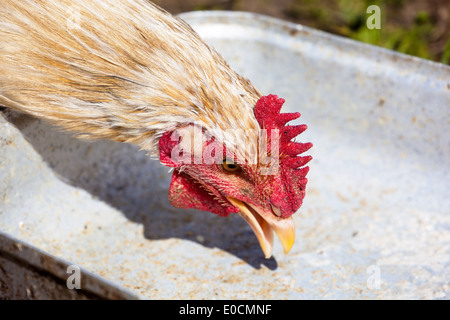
[0,0,261,160]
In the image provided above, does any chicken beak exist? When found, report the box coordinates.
[227,197,295,259]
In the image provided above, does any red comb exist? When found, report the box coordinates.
[255,95,312,170]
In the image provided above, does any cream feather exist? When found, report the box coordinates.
[0,0,262,162]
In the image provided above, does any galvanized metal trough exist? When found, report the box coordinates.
[1,11,449,299]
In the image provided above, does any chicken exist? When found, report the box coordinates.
[0,0,312,258]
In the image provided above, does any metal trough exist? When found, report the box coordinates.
[1,11,449,299]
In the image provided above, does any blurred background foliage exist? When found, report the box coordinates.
[153,0,450,64]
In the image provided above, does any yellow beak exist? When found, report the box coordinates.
[227,197,295,259]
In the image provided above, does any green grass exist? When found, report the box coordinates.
[351,9,433,60]
[286,0,448,64]
[440,38,450,64]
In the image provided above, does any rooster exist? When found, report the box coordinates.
[0,0,312,258]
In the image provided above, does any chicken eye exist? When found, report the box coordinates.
[222,159,240,172]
